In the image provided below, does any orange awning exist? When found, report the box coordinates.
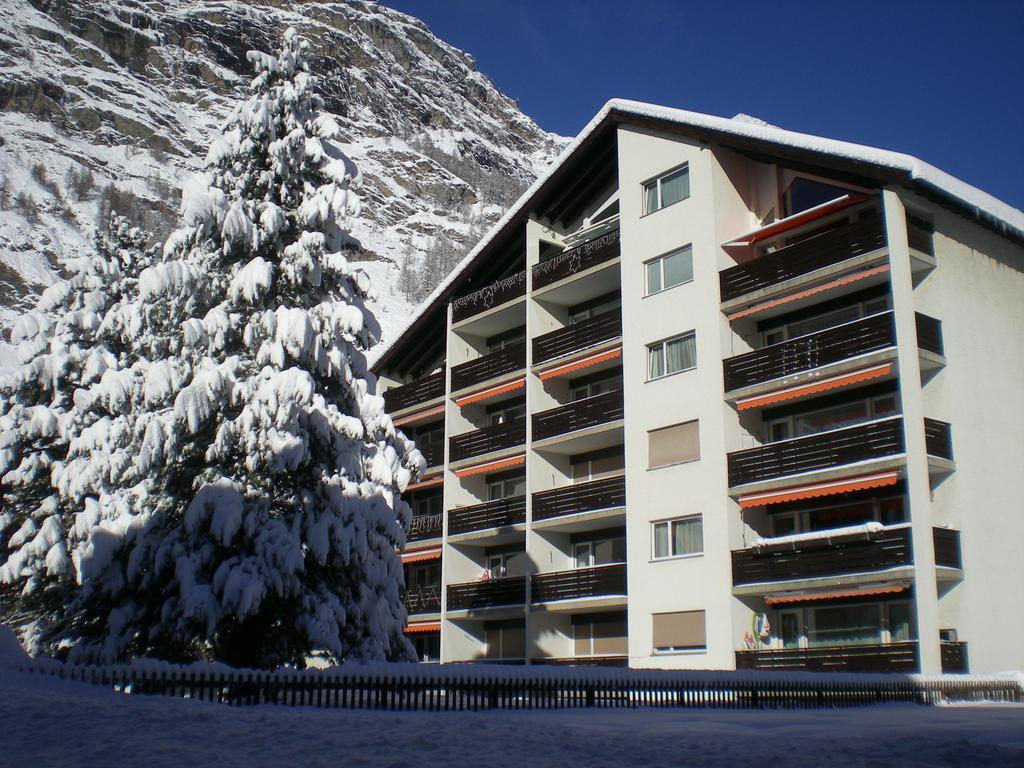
[539,346,622,381]
[454,453,525,478]
[738,470,900,509]
[455,377,525,407]
[394,404,445,427]
[723,194,868,247]
[766,584,908,606]
[402,547,442,564]
[727,265,890,321]
[736,364,893,410]
[405,621,441,634]
[406,474,444,492]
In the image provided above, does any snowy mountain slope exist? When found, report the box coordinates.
[0,0,566,367]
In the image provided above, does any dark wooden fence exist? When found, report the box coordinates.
[452,271,527,323]
[532,390,624,441]
[449,421,526,463]
[25,660,1021,710]
[383,371,445,413]
[914,312,944,356]
[531,563,627,603]
[450,342,526,392]
[923,418,953,461]
[532,229,620,290]
[448,496,526,535]
[533,311,622,365]
[532,475,626,522]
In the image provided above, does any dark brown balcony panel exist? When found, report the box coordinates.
[531,655,628,667]
[723,312,896,392]
[915,313,944,356]
[404,586,441,614]
[907,217,935,256]
[531,563,627,603]
[941,641,968,673]
[418,442,444,469]
[408,513,443,543]
[383,370,444,413]
[532,229,620,290]
[448,496,526,536]
[532,390,624,442]
[532,475,626,522]
[732,526,912,586]
[923,418,953,461]
[449,420,526,463]
[450,342,526,392]
[932,527,962,569]
[720,217,886,302]
[735,641,918,673]
[533,311,622,365]
[451,270,527,323]
[728,417,905,487]
[447,577,526,611]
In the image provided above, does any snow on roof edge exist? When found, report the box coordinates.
[374,99,1024,371]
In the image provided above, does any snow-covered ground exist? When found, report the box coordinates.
[2,657,1023,766]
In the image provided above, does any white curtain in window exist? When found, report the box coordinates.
[653,523,669,558]
[672,517,703,555]
[648,345,665,379]
[660,168,690,207]
[663,247,693,288]
[645,182,659,214]
[665,334,696,374]
[646,259,662,293]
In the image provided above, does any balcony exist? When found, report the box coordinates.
[941,641,968,673]
[404,586,441,614]
[915,313,944,356]
[451,270,526,324]
[723,312,897,393]
[448,496,526,536]
[727,417,905,488]
[408,513,443,543]
[418,442,444,469]
[532,228,620,291]
[735,641,918,673]
[532,390,624,442]
[450,342,526,393]
[533,312,622,366]
[532,475,626,523]
[924,418,953,461]
[447,577,526,611]
[448,420,526,463]
[933,527,962,569]
[720,217,886,303]
[531,563,627,604]
[383,370,444,414]
[732,526,912,587]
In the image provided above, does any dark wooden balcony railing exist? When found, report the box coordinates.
[418,441,443,469]
[923,418,953,461]
[735,641,919,673]
[449,420,526,463]
[452,270,527,323]
[720,217,886,302]
[932,527,962,569]
[383,370,444,413]
[532,229,620,290]
[450,342,526,392]
[448,496,526,536]
[941,641,968,673]
[532,475,626,522]
[533,311,622,365]
[728,417,905,487]
[532,390,624,442]
[447,576,526,611]
[907,219,935,256]
[408,513,443,542]
[723,312,896,392]
[404,586,441,614]
[531,563,627,603]
[915,313,944,356]
[732,526,912,587]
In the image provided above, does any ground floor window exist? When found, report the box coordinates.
[412,632,440,663]
[484,620,525,660]
[775,600,915,649]
[573,611,628,657]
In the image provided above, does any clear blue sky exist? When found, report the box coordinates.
[383,0,1024,211]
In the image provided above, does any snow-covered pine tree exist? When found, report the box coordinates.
[0,215,158,650]
[75,28,422,668]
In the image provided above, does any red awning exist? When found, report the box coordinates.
[406,474,444,492]
[405,621,441,635]
[736,364,893,411]
[723,194,868,247]
[394,404,445,428]
[766,584,909,606]
[401,547,442,564]
[454,453,526,479]
[539,346,622,382]
[738,471,900,509]
[727,265,890,320]
[455,377,525,407]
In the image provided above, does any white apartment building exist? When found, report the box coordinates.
[375,101,1024,675]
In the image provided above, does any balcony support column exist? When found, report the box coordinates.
[883,188,941,675]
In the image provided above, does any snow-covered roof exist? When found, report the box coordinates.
[374,99,1024,372]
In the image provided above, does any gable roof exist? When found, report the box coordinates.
[374,99,1024,373]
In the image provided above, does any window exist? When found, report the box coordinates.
[411,492,442,518]
[647,332,696,380]
[484,621,525,660]
[573,530,626,568]
[484,549,523,579]
[776,601,916,650]
[571,447,625,482]
[762,294,892,346]
[486,327,526,354]
[487,398,526,427]
[648,420,700,468]
[652,515,703,559]
[487,473,525,501]
[573,613,627,657]
[643,165,690,214]
[412,632,440,663]
[782,177,852,218]
[645,245,693,295]
[770,495,906,536]
[569,294,621,324]
[766,393,899,442]
[570,372,622,401]
[652,610,706,652]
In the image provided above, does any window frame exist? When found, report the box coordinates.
[647,419,701,470]
[651,514,704,561]
[642,163,690,216]
[646,331,697,381]
[644,244,694,296]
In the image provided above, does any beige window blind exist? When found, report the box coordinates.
[652,610,706,650]
[648,420,699,468]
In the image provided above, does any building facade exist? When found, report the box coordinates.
[375,102,1024,675]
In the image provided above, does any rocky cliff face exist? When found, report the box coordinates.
[0,0,565,362]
